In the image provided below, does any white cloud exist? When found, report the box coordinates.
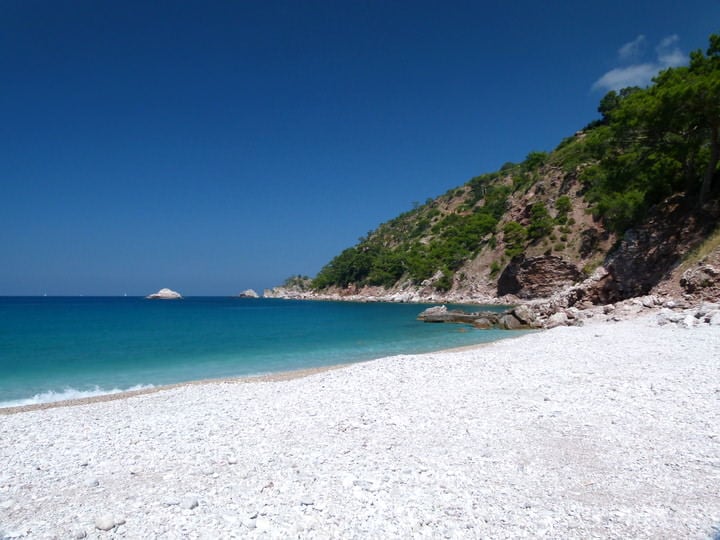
[592,34,687,92]
[618,35,646,61]
[592,64,659,92]
[656,34,685,67]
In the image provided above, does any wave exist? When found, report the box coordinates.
[0,384,156,409]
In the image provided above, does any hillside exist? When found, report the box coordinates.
[268,35,720,305]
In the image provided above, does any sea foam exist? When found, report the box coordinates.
[0,384,155,409]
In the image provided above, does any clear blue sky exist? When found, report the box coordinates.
[1,1,717,295]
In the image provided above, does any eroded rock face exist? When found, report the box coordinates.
[497,255,583,299]
[602,195,719,301]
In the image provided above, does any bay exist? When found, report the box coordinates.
[0,297,522,407]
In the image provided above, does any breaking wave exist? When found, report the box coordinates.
[0,384,156,409]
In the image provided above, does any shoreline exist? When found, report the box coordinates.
[0,339,501,417]
[0,363,351,416]
[2,311,718,538]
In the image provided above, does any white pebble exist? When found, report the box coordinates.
[95,515,115,531]
[180,496,199,510]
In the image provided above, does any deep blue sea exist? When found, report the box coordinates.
[0,297,523,408]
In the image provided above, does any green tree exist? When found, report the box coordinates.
[527,202,554,240]
[503,221,528,258]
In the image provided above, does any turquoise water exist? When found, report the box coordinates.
[0,297,522,407]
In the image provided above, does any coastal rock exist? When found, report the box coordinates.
[145,288,182,300]
[417,306,535,330]
[680,264,720,294]
[545,312,569,329]
[237,289,259,298]
[497,255,583,299]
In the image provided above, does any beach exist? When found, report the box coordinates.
[1,313,719,539]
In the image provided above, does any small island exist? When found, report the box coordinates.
[145,288,183,300]
[236,289,259,298]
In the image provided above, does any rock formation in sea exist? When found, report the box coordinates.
[237,289,259,298]
[145,288,183,300]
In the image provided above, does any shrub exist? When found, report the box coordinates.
[528,202,554,240]
[503,221,528,258]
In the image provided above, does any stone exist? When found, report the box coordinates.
[180,496,199,510]
[95,515,115,531]
[498,313,526,330]
[681,264,720,294]
[511,304,536,325]
[145,288,182,300]
[641,295,657,308]
[84,478,99,488]
[545,312,569,329]
[73,530,87,539]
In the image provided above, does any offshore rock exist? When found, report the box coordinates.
[145,288,182,300]
[237,289,259,298]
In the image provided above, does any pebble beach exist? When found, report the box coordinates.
[1,313,719,539]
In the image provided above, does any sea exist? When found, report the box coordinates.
[0,297,524,408]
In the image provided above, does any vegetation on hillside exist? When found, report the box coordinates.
[310,34,720,292]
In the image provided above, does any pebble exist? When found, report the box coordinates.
[180,496,199,510]
[84,478,99,488]
[94,515,115,531]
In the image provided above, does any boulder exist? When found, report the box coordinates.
[511,304,537,325]
[498,313,526,330]
[680,264,720,294]
[145,288,182,300]
[545,312,569,329]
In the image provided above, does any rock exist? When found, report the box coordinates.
[84,478,99,488]
[498,313,526,330]
[95,515,115,531]
[656,309,684,326]
[681,264,720,294]
[73,529,87,539]
[472,317,494,329]
[511,304,536,325]
[497,255,584,299]
[180,496,199,510]
[641,295,658,308]
[145,288,182,300]
[545,312,569,329]
[237,289,259,298]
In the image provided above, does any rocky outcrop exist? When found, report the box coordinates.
[497,255,583,299]
[237,289,259,298]
[680,264,720,296]
[417,305,539,330]
[146,288,182,300]
[601,195,719,301]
